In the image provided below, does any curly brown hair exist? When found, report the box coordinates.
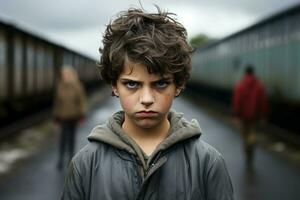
[98,7,193,87]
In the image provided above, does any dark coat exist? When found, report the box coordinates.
[61,111,234,200]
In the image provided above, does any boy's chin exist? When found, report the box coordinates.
[134,118,161,130]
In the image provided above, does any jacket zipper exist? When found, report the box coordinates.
[144,156,167,178]
[136,156,168,200]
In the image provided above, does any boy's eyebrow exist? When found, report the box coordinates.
[119,77,173,82]
[119,78,140,82]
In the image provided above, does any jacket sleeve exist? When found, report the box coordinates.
[206,154,234,200]
[61,160,85,200]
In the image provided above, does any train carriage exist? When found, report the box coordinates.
[190,4,300,133]
[0,17,100,129]
[0,27,7,105]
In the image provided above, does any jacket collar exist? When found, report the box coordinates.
[88,110,202,170]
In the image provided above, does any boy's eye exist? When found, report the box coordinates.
[155,81,169,88]
[124,81,138,89]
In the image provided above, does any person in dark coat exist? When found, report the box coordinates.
[232,65,268,165]
[61,6,234,200]
[53,66,87,169]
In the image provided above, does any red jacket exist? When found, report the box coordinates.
[232,74,268,121]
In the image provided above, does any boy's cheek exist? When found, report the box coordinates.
[120,98,135,111]
[159,95,175,109]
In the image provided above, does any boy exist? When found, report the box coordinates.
[61,7,234,200]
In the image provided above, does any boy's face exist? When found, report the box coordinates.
[112,61,182,130]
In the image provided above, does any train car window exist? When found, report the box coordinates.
[250,31,255,50]
[255,30,259,49]
[285,15,290,42]
[0,30,7,99]
[26,39,35,95]
[89,60,95,80]
[261,26,268,48]
[63,51,73,65]
[242,34,247,51]
[80,57,87,81]
[49,47,54,90]
[268,21,280,46]
[36,44,45,92]
[244,33,249,52]
[290,13,300,41]
[296,14,300,40]
[219,42,229,56]
[264,25,270,48]
[14,35,23,98]
[238,35,242,51]
[283,17,289,43]
[268,22,275,46]
[70,52,75,66]
[76,57,81,76]
[248,32,253,50]
[45,46,54,90]
[229,39,233,54]
[245,33,250,51]
[277,19,284,45]
[258,27,264,49]
[74,56,80,70]
[81,59,87,81]
[235,38,240,54]
[263,26,268,47]
[80,57,85,79]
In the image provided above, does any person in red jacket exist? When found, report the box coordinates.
[232,65,268,165]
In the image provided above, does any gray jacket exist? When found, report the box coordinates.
[61,111,234,200]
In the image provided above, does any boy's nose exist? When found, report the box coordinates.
[140,87,155,106]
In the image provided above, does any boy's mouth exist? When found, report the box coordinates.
[135,111,158,118]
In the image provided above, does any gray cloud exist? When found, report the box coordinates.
[2,0,299,30]
[0,0,299,58]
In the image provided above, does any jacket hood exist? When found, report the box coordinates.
[88,110,202,170]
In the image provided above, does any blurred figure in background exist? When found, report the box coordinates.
[232,64,268,166]
[53,66,87,170]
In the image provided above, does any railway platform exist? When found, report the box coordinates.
[0,89,300,200]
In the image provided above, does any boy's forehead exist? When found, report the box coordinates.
[120,61,173,80]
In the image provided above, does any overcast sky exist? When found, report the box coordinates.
[0,0,299,59]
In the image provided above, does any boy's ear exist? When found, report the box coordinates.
[175,87,183,97]
[111,85,119,97]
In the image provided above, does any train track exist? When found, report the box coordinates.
[0,109,51,140]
